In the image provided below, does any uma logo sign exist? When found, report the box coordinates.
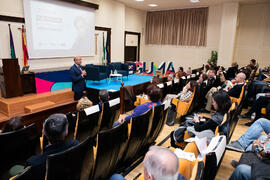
[135,61,175,75]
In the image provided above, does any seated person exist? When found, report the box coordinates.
[197,73,208,85]
[150,76,162,85]
[227,118,270,152]
[228,119,270,180]
[186,67,192,76]
[1,116,23,133]
[240,96,270,126]
[110,146,186,180]
[202,72,246,113]
[98,89,110,110]
[114,85,162,126]
[175,66,186,79]
[166,81,198,126]
[76,91,93,111]
[167,73,174,81]
[171,91,231,144]
[10,114,79,180]
[225,62,238,80]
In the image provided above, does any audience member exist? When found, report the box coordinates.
[228,118,270,180]
[186,67,192,76]
[176,67,186,78]
[1,116,23,133]
[201,72,245,113]
[109,146,186,180]
[98,89,110,110]
[226,62,239,80]
[171,91,231,144]
[167,73,174,81]
[10,114,79,180]
[114,85,162,126]
[166,81,198,126]
[240,96,270,126]
[76,91,93,111]
[150,76,162,85]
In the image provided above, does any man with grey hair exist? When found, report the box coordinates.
[109,146,186,180]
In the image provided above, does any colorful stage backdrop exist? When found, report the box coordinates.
[35,62,175,94]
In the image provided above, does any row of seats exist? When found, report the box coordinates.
[168,67,258,180]
[11,101,170,180]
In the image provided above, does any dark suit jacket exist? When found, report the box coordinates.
[26,140,79,180]
[70,64,86,93]
[228,83,244,98]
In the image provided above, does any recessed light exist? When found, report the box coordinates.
[190,0,200,3]
[135,0,144,2]
[148,4,158,7]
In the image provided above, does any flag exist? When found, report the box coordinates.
[102,32,106,65]
[105,33,110,64]
[22,25,29,66]
[8,24,16,59]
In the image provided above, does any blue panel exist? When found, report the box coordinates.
[36,70,71,82]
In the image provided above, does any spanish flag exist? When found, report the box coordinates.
[8,24,16,59]
[22,25,29,66]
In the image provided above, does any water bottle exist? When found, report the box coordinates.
[111,70,113,74]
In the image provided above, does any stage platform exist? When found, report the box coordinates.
[0,88,74,123]
[86,74,153,91]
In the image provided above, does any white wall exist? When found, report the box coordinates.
[0,0,128,71]
[141,5,223,70]
[234,3,270,68]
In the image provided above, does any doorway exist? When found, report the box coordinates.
[124,31,141,63]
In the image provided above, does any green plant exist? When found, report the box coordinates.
[207,50,218,65]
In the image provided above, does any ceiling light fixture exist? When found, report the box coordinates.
[148,4,158,7]
[135,0,144,2]
[190,0,200,3]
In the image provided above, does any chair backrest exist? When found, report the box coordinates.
[46,136,95,180]
[92,121,129,180]
[147,104,165,145]
[164,81,173,96]
[203,135,226,180]
[75,105,101,141]
[99,98,120,131]
[12,166,33,180]
[0,123,39,171]
[187,86,200,114]
[172,78,180,94]
[123,109,153,165]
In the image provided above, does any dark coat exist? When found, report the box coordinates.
[70,64,86,93]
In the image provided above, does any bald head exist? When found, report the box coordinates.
[74,56,82,66]
[235,72,246,83]
[143,146,179,180]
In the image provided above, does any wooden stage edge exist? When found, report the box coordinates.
[0,88,76,125]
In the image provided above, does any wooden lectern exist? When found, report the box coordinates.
[0,59,23,98]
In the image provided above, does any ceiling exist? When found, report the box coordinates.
[116,0,270,11]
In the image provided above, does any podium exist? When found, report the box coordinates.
[0,59,23,98]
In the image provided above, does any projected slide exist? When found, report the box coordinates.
[23,0,95,58]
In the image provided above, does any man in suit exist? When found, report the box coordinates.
[70,56,87,100]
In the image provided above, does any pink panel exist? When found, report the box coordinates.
[35,78,54,94]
